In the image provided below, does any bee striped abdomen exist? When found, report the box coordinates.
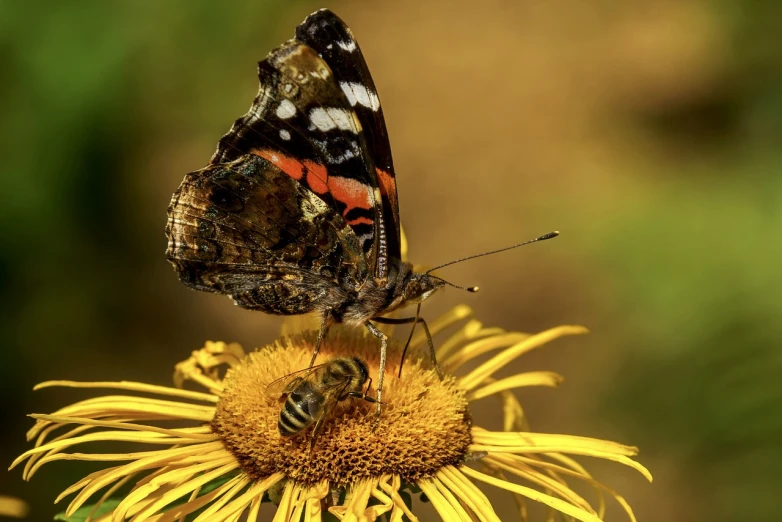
[273,357,373,441]
[278,383,320,436]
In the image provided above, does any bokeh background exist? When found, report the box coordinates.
[2,1,781,520]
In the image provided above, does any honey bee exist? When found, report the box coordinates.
[266,357,378,443]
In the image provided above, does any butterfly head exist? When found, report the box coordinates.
[403,273,447,304]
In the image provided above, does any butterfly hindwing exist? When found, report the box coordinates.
[295,9,401,269]
[166,154,368,314]
[211,38,389,277]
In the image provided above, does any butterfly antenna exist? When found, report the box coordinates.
[427,276,479,293]
[425,231,559,275]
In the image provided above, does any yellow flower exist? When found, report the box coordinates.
[10,306,651,521]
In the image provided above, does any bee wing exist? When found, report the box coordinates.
[310,378,353,419]
[264,364,327,399]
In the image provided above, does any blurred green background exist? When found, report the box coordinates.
[2,1,781,520]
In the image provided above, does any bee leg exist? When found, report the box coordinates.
[308,312,332,368]
[345,391,379,403]
[309,417,326,456]
[365,322,387,431]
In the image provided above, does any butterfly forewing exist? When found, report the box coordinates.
[210,38,386,273]
[296,9,402,267]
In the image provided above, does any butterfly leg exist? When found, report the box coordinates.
[308,312,332,368]
[364,321,387,431]
[373,315,442,380]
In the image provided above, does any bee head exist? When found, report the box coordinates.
[351,356,370,384]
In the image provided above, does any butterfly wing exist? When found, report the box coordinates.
[211,15,397,281]
[295,9,401,268]
[166,154,368,313]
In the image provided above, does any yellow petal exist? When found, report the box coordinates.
[436,466,501,522]
[247,494,262,522]
[480,467,528,520]
[34,395,215,424]
[460,326,588,391]
[472,430,638,456]
[443,332,528,371]
[436,320,503,361]
[417,477,470,521]
[408,304,473,350]
[483,455,596,514]
[272,481,298,522]
[83,471,137,522]
[188,475,252,522]
[493,385,529,432]
[460,466,603,522]
[376,475,418,522]
[330,478,379,521]
[505,453,641,522]
[470,430,652,483]
[545,453,606,518]
[300,481,329,522]
[148,476,244,522]
[467,371,564,401]
[63,446,229,516]
[133,463,260,521]
[34,381,218,403]
[29,414,217,440]
[197,473,284,521]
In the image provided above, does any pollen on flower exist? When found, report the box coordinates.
[211,329,472,485]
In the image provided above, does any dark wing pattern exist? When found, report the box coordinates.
[295,9,402,270]
[211,34,389,277]
[166,154,368,314]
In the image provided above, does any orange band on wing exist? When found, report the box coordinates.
[304,160,329,194]
[376,167,397,209]
[252,149,306,180]
[252,148,373,223]
[346,216,373,226]
[327,176,373,218]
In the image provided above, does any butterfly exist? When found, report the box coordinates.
[165,9,556,429]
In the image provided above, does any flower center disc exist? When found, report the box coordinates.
[211,329,472,485]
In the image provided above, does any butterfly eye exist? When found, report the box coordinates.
[403,280,422,301]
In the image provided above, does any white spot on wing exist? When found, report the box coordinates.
[340,83,357,106]
[275,99,296,119]
[331,148,356,164]
[337,40,357,52]
[309,107,360,133]
[339,82,380,111]
[279,129,291,141]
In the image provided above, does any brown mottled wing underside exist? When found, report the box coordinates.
[165,154,368,315]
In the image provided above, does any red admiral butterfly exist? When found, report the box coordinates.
[166,9,556,428]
